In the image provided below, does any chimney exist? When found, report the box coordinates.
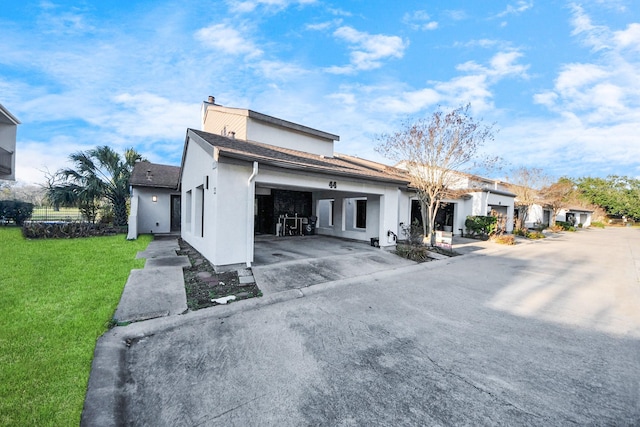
[207,95,215,104]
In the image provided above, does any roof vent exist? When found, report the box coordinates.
[146,170,153,181]
[207,95,215,104]
[229,131,236,139]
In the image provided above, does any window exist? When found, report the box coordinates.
[355,199,367,229]
[185,190,192,228]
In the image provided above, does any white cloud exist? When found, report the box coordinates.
[444,10,467,21]
[109,92,199,140]
[252,59,310,80]
[522,5,640,177]
[195,23,263,58]
[494,115,640,178]
[326,26,408,74]
[15,137,87,184]
[456,50,529,80]
[306,21,333,31]
[334,49,528,116]
[226,0,316,14]
[495,1,533,18]
[403,10,439,31]
[569,3,612,51]
[614,23,640,51]
[534,6,640,127]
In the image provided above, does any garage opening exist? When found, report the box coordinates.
[254,189,313,235]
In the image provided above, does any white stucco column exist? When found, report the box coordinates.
[127,195,138,240]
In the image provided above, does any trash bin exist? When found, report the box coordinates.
[304,216,317,235]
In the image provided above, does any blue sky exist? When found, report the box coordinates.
[1,0,639,184]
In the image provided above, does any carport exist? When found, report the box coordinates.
[249,157,409,263]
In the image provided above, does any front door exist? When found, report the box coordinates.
[170,195,181,232]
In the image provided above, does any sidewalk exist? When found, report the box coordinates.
[113,238,189,323]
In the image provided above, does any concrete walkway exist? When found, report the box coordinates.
[113,238,189,323]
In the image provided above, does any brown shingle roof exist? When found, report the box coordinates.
[189,129,410,185]
[130,161,180,189]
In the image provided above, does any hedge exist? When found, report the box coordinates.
[22,222,125,239]
[0,200,34,226]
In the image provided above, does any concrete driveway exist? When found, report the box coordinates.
[252,235,417,294]
[83,228,640,425]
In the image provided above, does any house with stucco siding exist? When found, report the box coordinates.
[129,98,518,269]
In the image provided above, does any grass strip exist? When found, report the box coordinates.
[0,227,151,426]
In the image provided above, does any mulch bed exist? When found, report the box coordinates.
[177,239,262,310]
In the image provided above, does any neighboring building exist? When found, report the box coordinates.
[128,161,181,239]
[396,169,516,236]
[0,104,20,181]
[517,203,592,229]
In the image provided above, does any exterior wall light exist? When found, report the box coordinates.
[152,195,158,202]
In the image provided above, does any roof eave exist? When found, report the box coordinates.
[219,151,409,185]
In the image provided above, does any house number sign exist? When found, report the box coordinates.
[329,181,337,189]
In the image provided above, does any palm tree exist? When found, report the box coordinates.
[47,146,143,226]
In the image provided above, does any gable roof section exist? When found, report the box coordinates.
[186,129,408,185]
[130,161,180,189]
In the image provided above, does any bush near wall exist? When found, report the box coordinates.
[0,200,34,226]
[465,215,497,239]
[556,221,576,232]
[22,222,125,239]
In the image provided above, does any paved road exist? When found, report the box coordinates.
[84,228,640,426]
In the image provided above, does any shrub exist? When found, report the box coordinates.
[591,221,605,228]
[526,231,546,239]
[556,221,576,231]
[395,244,431,262]
[491,234,515,245]
[0,200,34,226]
[22,222,124,239]
[465,215,497,239]
[513,228,527,237]
[400,219,424,246]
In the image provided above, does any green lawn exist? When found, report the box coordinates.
[0,227,152,426]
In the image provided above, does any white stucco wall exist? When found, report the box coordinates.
[211,161,254,266]
[247,119,334,157]
[182,135,403,266]
[397,189,515,237]
[181,136,218,263]
[132,187,179,235]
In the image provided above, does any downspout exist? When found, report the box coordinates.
[246,162,258,267]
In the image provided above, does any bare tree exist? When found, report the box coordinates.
[539,177,575,227]
[506,167,548,230]
[376,104,497,246]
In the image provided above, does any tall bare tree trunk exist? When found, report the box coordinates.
[420,199,428,243]
[427,200,437,246]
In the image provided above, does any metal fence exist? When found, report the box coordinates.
[29,206,85,222]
